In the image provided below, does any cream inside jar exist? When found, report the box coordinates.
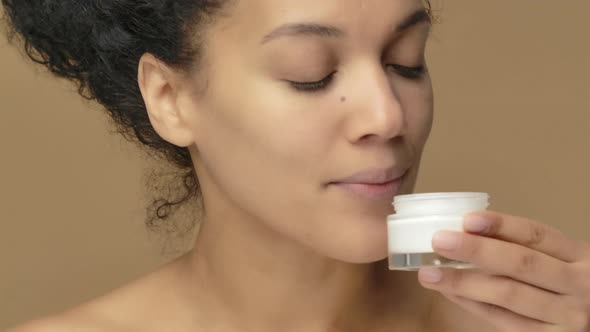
[387,192,490,271]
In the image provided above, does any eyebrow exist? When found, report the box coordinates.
[260,8,431,44]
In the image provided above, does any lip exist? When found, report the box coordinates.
[328,166,408,201]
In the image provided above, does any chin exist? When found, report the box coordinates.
[338,236,389,264]
[336,248,389,265]
[309,219,390,264]
[310,178,419,265]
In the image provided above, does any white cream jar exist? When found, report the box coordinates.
[387,192,490,270]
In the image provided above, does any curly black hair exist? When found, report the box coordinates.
[1,0,228,233]
[1,0,433,236]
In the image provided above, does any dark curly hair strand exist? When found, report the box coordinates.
[1,0,227,233]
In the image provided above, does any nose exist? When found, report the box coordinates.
[345,65,407,144]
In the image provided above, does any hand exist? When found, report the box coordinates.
[417,210,590,332]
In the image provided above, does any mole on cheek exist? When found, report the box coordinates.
[340,96,347,102]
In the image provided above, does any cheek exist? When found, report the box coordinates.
[400,81,434,146]
[195,82,334,214]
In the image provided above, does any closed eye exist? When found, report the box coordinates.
[287,64,425,93]
[388,64,426,79]
[287,71,337,92]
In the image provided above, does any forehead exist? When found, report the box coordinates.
[215,0,427,42]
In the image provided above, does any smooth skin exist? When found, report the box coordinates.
[8,0,590,331]
[420,211,590,332]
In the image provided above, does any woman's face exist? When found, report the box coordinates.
[181,0,433,263]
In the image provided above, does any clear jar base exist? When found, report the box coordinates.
[388,252,475,271]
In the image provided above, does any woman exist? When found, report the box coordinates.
[3,0,589,331]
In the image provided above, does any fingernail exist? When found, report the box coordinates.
[433,231,461,250]
[464,214,490,233]
[419,267,442,283]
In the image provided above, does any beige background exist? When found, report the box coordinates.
[1,0,589,329]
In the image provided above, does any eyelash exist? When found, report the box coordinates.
[388,64,426,80]
[288,64,426,92]
[289,72,337,92]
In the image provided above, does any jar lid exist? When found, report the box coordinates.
[393,192,489,204]
[390,192,490,218]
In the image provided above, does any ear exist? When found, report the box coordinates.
[137,53,195,148]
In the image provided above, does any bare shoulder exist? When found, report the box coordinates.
[5,315,105,332]
[6,318,66,332]
[6,319,64,332]
[6,258,185,332]
[4,298,136,332]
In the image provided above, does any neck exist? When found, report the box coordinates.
[175,206,437,332]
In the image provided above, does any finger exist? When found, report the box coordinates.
[418,267,575,324]
[440,292,557,332]
[463,210,590,262]
[431,231,574,294]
